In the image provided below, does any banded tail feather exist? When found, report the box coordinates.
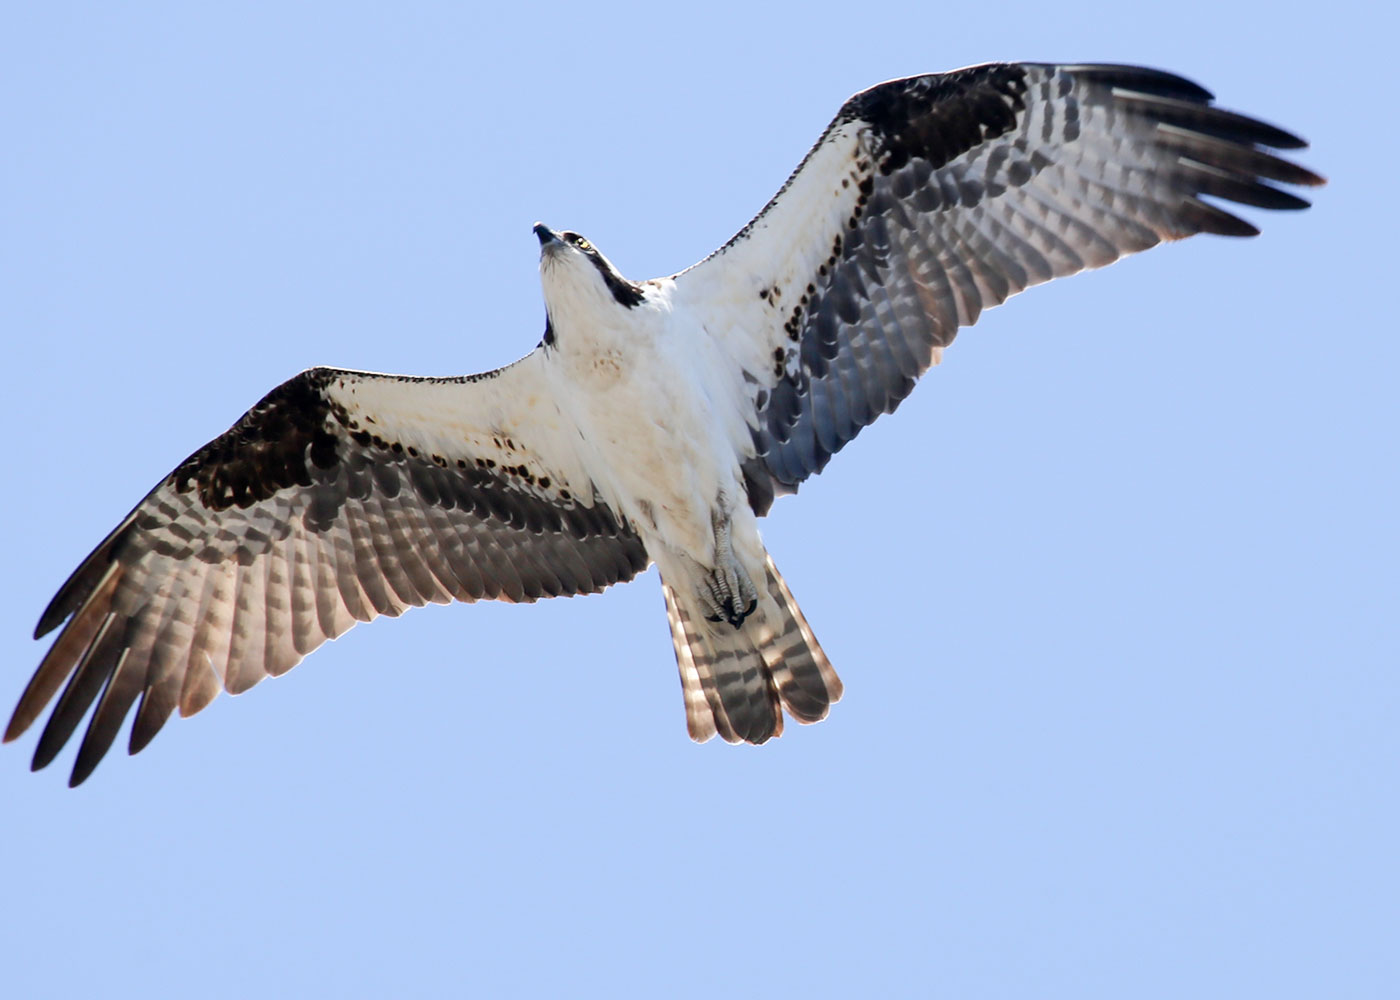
[664,553,842,744]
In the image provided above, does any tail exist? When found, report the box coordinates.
[662,552,842,744]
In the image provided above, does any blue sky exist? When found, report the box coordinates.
[2,2,1393,997]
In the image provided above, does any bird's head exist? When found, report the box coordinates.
[534,223,646,319]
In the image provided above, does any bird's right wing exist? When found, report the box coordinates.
[8,353,648,785]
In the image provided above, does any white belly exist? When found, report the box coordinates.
[549,308,738,561]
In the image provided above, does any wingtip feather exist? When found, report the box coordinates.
[34,511,139,639]
[1065,63,1216,102]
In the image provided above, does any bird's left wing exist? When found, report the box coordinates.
[672,63,1323,512]
[8,357,648,784]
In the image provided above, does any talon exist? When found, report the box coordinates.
[721,596,757,629]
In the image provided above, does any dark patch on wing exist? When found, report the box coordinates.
[171,370,342,512]
[841,64,1029,174]
[735,63,1322,500]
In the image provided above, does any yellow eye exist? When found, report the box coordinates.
[575,238,592,251]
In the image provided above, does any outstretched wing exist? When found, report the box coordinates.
[8,356,648,785]
[673,63,1323,511]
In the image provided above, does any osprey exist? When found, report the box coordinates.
[7,63,1322,785]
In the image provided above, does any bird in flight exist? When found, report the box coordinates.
[8,62,1322,785]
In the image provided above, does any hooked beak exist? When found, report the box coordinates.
[533,223,560,248]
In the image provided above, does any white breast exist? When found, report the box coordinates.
[543,280,742,561]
